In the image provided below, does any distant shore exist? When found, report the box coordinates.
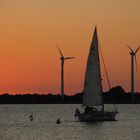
[0,86,140,104]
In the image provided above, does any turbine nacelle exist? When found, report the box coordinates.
[129,51,135,55]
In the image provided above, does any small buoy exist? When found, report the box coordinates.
[29,115,33,121]
[56,118,61,124]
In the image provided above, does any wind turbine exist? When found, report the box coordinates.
[57,45,75,98]
[127,45,140,102]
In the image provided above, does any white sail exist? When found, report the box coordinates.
[83,27,102,106]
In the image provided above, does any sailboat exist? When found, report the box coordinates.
[74,27,117,121]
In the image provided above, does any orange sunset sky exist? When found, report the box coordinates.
[0,0,140,95]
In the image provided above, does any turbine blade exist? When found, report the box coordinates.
[56,45,64,58]
[134,55,138,73]
[64,57,75,60]
[127,45,134,53]
[135,46,140,54]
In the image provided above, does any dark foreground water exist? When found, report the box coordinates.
[0,104,139,140]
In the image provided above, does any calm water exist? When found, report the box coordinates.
[0,104,139,140]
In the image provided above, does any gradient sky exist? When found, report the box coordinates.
[0,0,140,95]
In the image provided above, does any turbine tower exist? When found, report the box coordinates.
[127,45,140,102]
[57,45,75,98]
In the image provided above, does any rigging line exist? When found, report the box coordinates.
[98,42,118,112]
[99,46,111,90]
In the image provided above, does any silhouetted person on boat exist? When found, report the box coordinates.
[29,115,33,121]
[75,108,80,117]
[84,106,99,114]
[84,106,93,114]
[56,118,61,124]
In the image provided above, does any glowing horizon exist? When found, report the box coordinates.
[0,0,140,95]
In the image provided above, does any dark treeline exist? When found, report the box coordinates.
[0,86,140,104]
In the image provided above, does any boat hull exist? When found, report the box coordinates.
[77,111,116,121]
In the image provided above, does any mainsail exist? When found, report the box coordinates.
[83,27,102,106]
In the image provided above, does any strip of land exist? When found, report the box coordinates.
[0,86,140,104]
